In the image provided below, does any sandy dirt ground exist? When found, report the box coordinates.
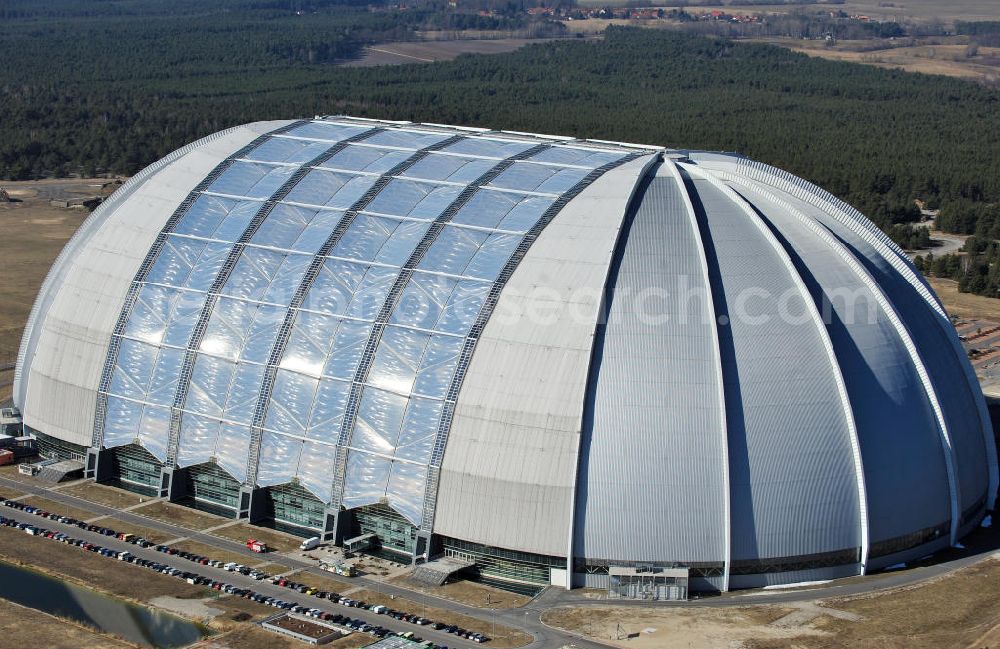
[545,556,1000,649]
[928,277,1000,322]
[0,178,110,401]
[58,481,147,510]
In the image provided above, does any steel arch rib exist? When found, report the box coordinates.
[418,151,649,535]
[165,127,388,468]
[717,170,962,547]
[683,163,871,574]
[327,142,554,517]
[664,159,733,591]
[243,132,464,489]
[91,120,310,452]
[565,151,665,586]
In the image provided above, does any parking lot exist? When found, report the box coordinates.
[0,494,500,649]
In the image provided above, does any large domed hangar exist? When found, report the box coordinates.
[14,117,997,594]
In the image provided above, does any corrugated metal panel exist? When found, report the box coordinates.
[805,207,989,523]
[20,122,290,447]
[697,153,996,512]
[433,155,657,557]
[574,163,727,567]
[681,167,861,562]
[730,180,951,549]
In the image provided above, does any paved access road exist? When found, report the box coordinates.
[4,474,1000,648]
[0,476,602,649]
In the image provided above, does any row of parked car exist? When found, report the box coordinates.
[0,494,491,645]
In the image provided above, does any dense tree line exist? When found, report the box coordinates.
[2,10,1000,252]
[914,237,1000,298]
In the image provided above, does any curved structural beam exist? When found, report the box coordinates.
[327,143,553,512]
[664,159,733,591]
[717,171,962,546]
[422,153,648,556]
[91,120,308,450]
[164,127,387,467]
[696,169,871,574]
[243,133,464,488]
[15,123,274,412]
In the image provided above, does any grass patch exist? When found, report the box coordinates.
[349,588,531,648]
[0,485,28,500]
[20,495,103,524]
[60,482,145,510]
[391,576,533,609]
[169,539,251,566]
[132,501,228,531]
[0,523,207,602]
[210,523,302,553]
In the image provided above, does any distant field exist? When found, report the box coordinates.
[573,1,1000,25]
[752,37,1000,83]
[0,179,97,399]
[342,37,573,67]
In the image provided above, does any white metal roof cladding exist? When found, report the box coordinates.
[16,118,996,589]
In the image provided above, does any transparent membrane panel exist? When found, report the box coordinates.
[295,441,337,501]
[367,326,464,400]
[146,236,232,292]
[282,121,371,143]
[177,413,220,469]
[363,129,453,150]
[280,312,370,379]
[319,145,411,174]
[243,137,331,165]
[342,450,392,510]
[221,362,265,426]
[441,137,539,159]
[488,161,589,194]
[365,180,462,221]
[103,396,143,448]
[304,379,351,442]
[527,146,627,168]
[250,204,342,255]
[450,189,554,232]
[353,387,408,457]
[302,261,398,321]
[108,337,158,401]
[392,396,443,465]
[256,433,303,487]
[265,368,320,437]
[219,248,311,304]
[214,423,252,483]
[400,153,496,184]
[186,354,236,421]
[172,195,262,241]
[285,169,378,209]
[123,284,207,348]
[417,225,520,280]
[208,161,296,200]
[135,404,170,461]
[391,273,490,335]
[385,461,429,525]
[145,346,185,407]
